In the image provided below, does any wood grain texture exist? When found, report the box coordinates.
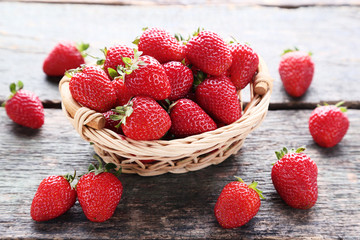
[0,2,360,108]
[0,109,358,239]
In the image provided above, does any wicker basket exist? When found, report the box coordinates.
[59,57,273,176]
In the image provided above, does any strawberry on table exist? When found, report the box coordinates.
[3,81,44,129]
[31,172,77,222]
[43,41,88,77]
[185,30,232,76]
[214,177,264,229]
[169,98,217,138]
[76,156,123,222]
[278,48,315,97]
[229,43,259,90]
[137,27,185,64]
[309,102,349,148]
[68,65,117,112]
[271,147,318,209]
[195,76,241,125]
[111,96,171,140]
[163,61,194,101]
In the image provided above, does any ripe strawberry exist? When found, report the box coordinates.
[272,147,318,209]
[229,43,259,90]
[112,79,132,106]
[77,157,123,222]
[169,98,217,138]
[101,44,135,79]
[111,96,171,140]
[278,48,315,97]
[43,41,88,76]
[124,55,171,100]
[214,177,264,229]
[195,76,241,124]
[103,110,122,134]
[137,27,185,64]
[69,65,117,112]
[163,61,193,101]
[185,30,232,76]
[31,173,77,221]
[309,102,349,148]
[4,81,44,129]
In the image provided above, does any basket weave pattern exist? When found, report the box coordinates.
[59,57,273,176]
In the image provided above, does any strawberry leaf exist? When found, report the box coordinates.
[108,68,119,79]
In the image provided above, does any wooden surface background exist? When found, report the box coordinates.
[0,1,359,239]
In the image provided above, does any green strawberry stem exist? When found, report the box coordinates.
[110,101,134,128]
[317,101,347,113]
[275,146,306,160]
[88,154,121,177]
[2,81,24,107]
[282,47,312,56]
[63,170,77,183]
[115,49,147,80]
[234,176,265,199]
[76,42,90,58]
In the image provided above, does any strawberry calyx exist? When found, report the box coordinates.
[317,101,347,113]
[65,64,86,78]
[282,47,312,56]
[115,49,147,80]
[63,170,77,188]
[110,101,134,128]
[275,146,306,160]
[2,81,24,107]
[235,176,265,199]
[75,42,90,58]
[88,154,121,177]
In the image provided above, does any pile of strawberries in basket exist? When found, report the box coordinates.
[67,27,260,140]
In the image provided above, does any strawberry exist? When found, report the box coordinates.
[185,30,232,76]
[195,76,241,124]
[169,98,217,138]
[112,79,132,106]
[229,43,259,90]
[163,61,193,101]
[214,177,264,229]
[103,110,122,134]
[43,41,88,76]
[31,173,77,221]
[3,81,44,129]
[124,55,171,100]
[111,96,171,140]
[101,44,135,79]
[76,157,123,222]
[278,48,315,97]
[69,65,117,112]
[137,27,185,64]
[272,147,318,209]
[309,102,349,148]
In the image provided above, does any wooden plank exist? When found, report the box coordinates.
[0,2,359,108]
[0,108,359,239]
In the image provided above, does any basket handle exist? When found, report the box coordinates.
[254,57,273,96]
[59,77,106,130]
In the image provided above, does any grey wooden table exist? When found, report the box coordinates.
[0,1,359,239]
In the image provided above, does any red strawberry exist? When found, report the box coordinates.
[103,110,122,134]
[195,76,241,124]
[272,147,318,209]
[31,173,77,221]
[137,27,185,63]
[163,61,193,101]
[111,96,171,140]
[124,55,171,100]
[185,30,232,76]
[229,43,259,90]
[43,41,88,76]
[4,81,44,129]
[214,177,264,229]
[112,79,132,106]
[169,98,217,138]
[309,102,349,148]
[69,65,117,112]
[77,157,123,222]
[278,48,315,97]
[102,44,135,79]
